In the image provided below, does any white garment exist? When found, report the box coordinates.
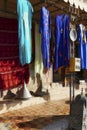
[35,23,43,78]
[79,24,86,43]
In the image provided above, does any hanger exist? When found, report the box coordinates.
[44,0,48,8]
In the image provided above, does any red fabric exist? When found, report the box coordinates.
[0,17,29,90]
[0,17,17,31]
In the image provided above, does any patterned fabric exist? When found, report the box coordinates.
[78,24,87,69]
[54,14,70,70]
[63,15,70,67]
[39,6,51,69]
[50,30,55,64]
[17,0,33,66]
[0,17,29,90]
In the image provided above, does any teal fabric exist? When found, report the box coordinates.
[17,0,33,65]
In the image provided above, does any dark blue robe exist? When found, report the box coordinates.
[39,6,51,69]
[54,14,70,70]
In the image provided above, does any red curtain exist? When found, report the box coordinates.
[0,17,29,90]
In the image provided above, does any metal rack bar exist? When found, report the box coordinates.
[34,0,64,14]
[34,4,52,14]
[46,0,69,14]
[33,1,43,7]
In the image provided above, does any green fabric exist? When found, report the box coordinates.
[35,23,43,78]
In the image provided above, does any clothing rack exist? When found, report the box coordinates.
[33,0,87,27]
[34,0,68,15]
[33,1,44,7]
[33,0,76,26]
[46,0,68,14]
[34,4,52,14]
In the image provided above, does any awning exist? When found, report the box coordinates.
[64,0,87,12]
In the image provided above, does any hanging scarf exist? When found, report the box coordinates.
[17,0,34,65]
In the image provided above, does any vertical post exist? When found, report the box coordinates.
[72,41,75,58]
[70,72,75,115]
[72,72,75,100]
[70,73,72,115]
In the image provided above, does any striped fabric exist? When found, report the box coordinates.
[0,17,29,90]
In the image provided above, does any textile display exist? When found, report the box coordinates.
[17,0,34,66]
[78,24,87,69]
[35,23,52,83]
[35,23,43,77]
[0,17,29,90]
[39,6,51,69]
[54,14,70,70]
[50,31,55,64]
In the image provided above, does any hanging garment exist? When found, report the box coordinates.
[35,23,52,85]
[63,15,70,66]
[35,23,43,78]
[0,17,29,90]
[55,14,64,69]
[85,30,87,41]
[39,6,51,69]
[50,30,55,64]
[54,14,70,70]
[17,0,34,66]
[78,24,87,69]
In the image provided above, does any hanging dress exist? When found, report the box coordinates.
[78,24,87,69]
[54,14,70,70]
[63,15,70,67]
[17,0,34,66]
[39,6,51,69]
[35,23,43,78]
[35,23,53,84]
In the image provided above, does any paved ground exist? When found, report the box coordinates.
[0,99,70,130]
[0,82,86,130]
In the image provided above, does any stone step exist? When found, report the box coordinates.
[0,82,85,115]
[0,96,47,114]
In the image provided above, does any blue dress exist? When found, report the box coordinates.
[78,24,87,69]
[63,15,70,67]
[39,7,51,69]
[54,14,70,70]
[17,0,33,66]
